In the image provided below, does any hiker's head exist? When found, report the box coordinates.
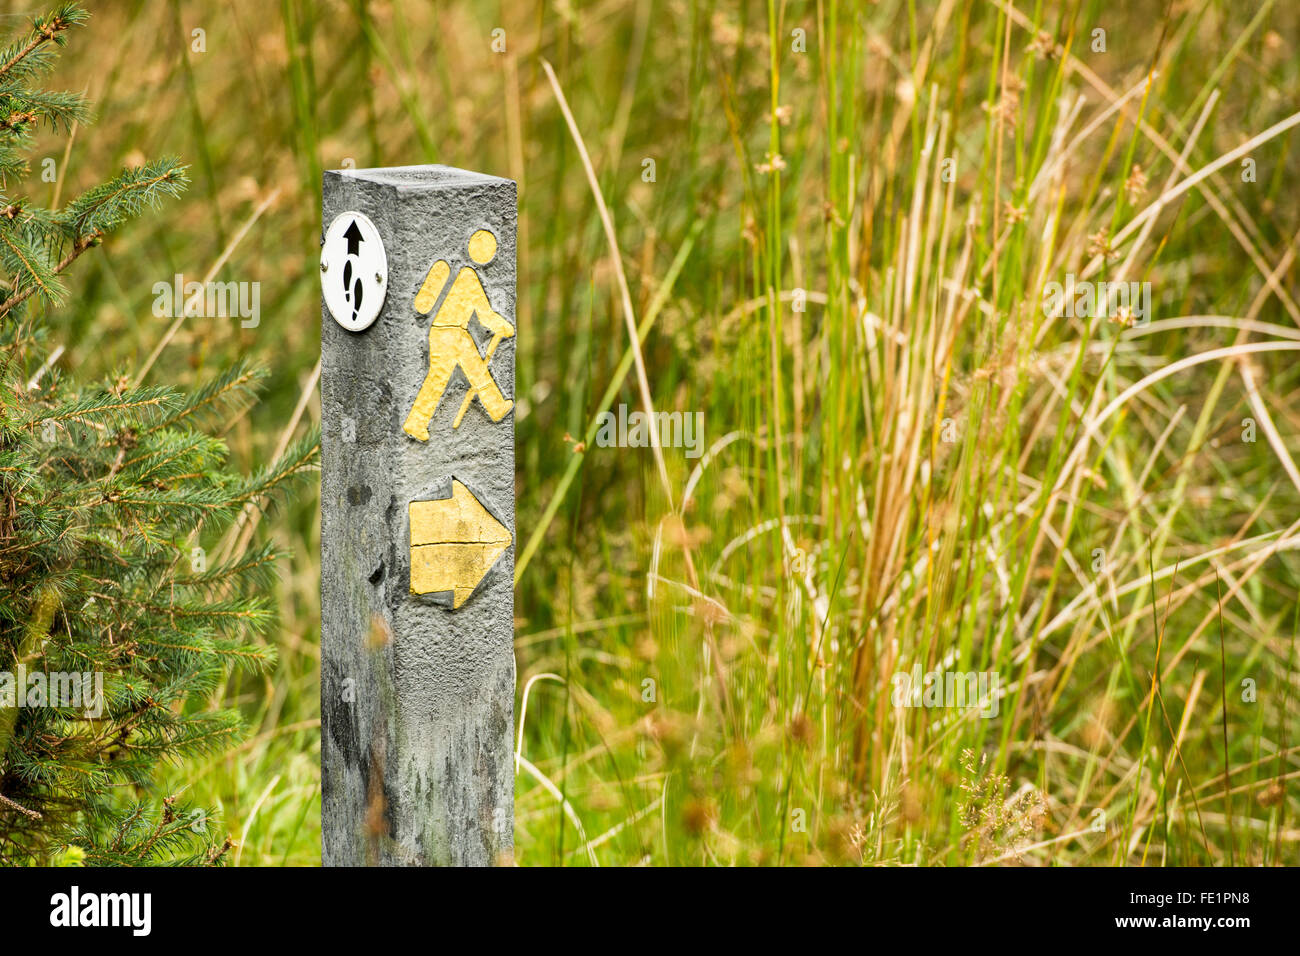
[468,229,497,265]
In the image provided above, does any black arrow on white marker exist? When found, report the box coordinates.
[322,209,386,333]
[343,219,363,255]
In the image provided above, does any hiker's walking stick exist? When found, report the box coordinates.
[453,331,506,428]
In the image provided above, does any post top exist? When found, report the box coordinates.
[325,164,514,191]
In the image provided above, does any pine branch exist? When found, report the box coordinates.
[0,154,28,186]
[147,359,266,433]
[0,4,88,83]
[0,230,94,319]
[0,225,64,304]
[229,429,321,510]
[0,160,186,321]
[0,88,92,135]
[0,790,42,819]
[58,159,189,239]
[175,541,282,593]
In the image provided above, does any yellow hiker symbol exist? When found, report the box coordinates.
[403,229,514,441]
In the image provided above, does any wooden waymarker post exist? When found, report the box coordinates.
[320,166,517,867]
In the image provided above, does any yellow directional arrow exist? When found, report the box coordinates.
[409,479,512,609]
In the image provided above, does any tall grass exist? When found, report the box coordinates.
[41,0,1299,865]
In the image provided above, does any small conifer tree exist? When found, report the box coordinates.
[0,4,316,864]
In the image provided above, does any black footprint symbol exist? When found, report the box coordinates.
[351,276,363,321]
[341,260,364,322]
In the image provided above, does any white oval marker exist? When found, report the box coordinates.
[321,210,387,332]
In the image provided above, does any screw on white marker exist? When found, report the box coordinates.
[322,211,387,332]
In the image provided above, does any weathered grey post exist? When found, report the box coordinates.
[320,166,516,867]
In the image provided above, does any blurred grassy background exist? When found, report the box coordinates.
[29,0,1300,865]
